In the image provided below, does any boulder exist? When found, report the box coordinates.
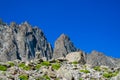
[57,66,74,80]
[66,51,86,64]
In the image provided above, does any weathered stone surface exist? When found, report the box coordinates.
[86,50,118,68]
[0,21,53,62]
[53,34,78,59]
[66,51,86,64]
[57,66,73,80]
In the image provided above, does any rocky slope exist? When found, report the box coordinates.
[0,20,52,62]
[0,53,119,80]
[0,20,120,80]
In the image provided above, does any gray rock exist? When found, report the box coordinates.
[66,51,86,64]
[57,66,74,80]
[0,21,53,62]
[87,50,118,68]
[53,34,78,59]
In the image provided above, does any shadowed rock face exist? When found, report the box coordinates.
[53,34,78,59]
[0,21,53,62]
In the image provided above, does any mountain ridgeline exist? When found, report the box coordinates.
[0,20,120,68]
[0,21,52,62]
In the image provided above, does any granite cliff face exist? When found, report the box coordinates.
[0,21,52,62]
[53,34,78,58]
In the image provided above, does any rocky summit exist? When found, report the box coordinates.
[0,20,120,80]
[53,34,78,59]
[0,20,52,62]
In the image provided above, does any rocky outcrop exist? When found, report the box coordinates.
[66,51,86,64]
[86,50,118,68]
[53,34,78,59]
[0,21,53,62]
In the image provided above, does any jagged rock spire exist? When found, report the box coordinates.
[53,34,78,59]
[0,20,53,62]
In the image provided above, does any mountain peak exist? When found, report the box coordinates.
[59,33,69,38]
[0,21,53,62]
[53,34,78,59]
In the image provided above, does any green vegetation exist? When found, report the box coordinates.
[80,69,90,74]
[41,61,50,66]
[72,61,78,64]
[18,62,31,71]
[0,65,7,71]
[43,75,50,80]
[7,61,15,67]
[93,66,101,71]
[19,74,29,80]
[52,63,61,70]
[35,64,41,70]
[18,62,26,68]
[23,66,31,71]
[103,71,119,78]
[79,78,83,80]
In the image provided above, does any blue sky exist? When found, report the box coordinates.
[0,0,120,58]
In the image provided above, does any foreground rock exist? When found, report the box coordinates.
[0,59,119,80]
[66,51,86,64]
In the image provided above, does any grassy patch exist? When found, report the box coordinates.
[41,61,50,66]
[80,69,90,74]
[7,61,15,67]
[0,65,7,71]
[93,66,101,71]
[43,75,50,80]
[72,61,78,64]
[103,71,119,78]
[35,64,41,70]
[23,66,31,71]
[19,74,29,80]
[52,63,61,70]
[18,62,26,68]
[18,62,31,71]
[79,78,83,80]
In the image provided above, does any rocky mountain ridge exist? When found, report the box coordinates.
[0,20,53,62]
[0,20,120,80]
[0,20,120,68]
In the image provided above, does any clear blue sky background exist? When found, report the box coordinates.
[0,0,120,58]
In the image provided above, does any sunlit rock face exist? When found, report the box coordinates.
[0,21,53,62]
[86,50,120,68]
[53,34,78,59]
